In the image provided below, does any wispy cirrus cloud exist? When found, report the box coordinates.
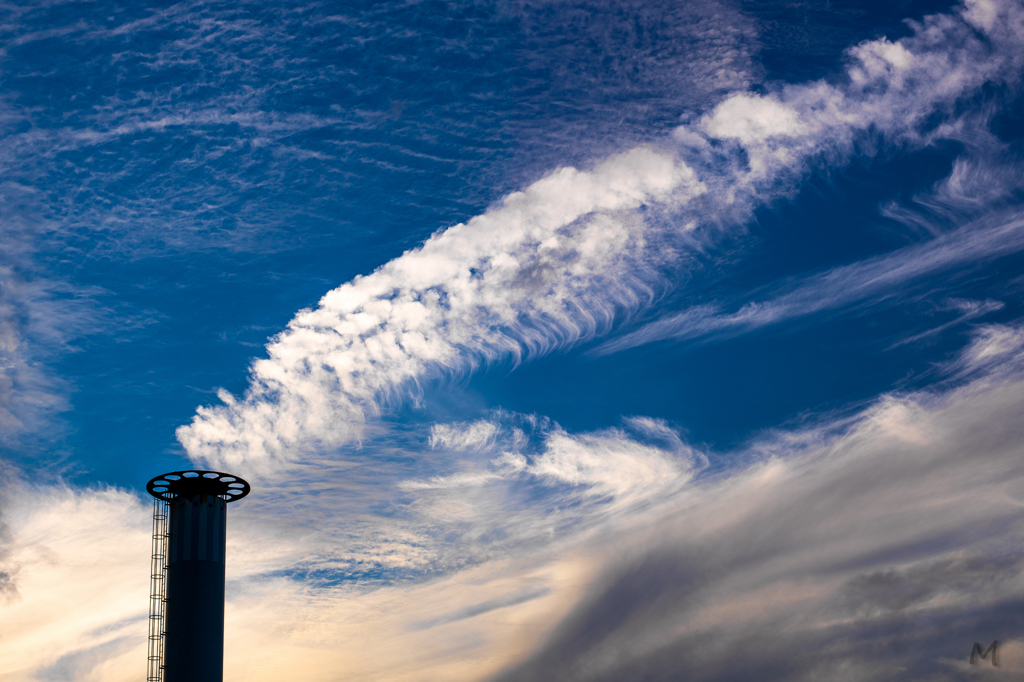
[0,244,103,454]
[948,320,1024,375]
[179,147,705,472]
[179,0,1024,474]
[4,2,1024,681]
[0,0,760,256]
[593,209,1024,355]
[0,0,764,453]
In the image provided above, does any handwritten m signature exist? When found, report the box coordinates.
[970,641,999,667]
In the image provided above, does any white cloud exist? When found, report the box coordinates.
[0,262,100,450]
[179,0,1024,473]
[964,0,1002,30]
[951,322,1024,374]
[7,1,1024,679]
[701,94,807,145]
[400,421,695,513]
[847,39,914,87]
[8,325,1024,681]
[396,470,504,492]
[0,413,697,681]
[178,148,704,473]
[0,475,595,682]
[495,333,1024,681]
[429,420,501,451]
[529,429,689,505]
[0,484,150,682]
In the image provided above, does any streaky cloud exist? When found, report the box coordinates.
[178,0,1024,474]
[494,324,1024,682]
[8,326,1024,681]
[594,210,1024,355]
[179,148,703,472]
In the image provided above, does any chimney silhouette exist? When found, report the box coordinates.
[146,470,250,682]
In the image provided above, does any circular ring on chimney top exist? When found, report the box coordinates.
[146,470,251,502]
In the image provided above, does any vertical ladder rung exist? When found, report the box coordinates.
[147,498,170,682]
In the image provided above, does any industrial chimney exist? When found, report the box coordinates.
[146,470,250,682]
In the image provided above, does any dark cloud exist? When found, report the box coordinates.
[0,467,20,602]
[493,355,1024,681]
[0,567,16,602]
[496,542,1024,681]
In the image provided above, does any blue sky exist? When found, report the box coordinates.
[3,0,1024,680]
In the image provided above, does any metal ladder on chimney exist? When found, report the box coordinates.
[147,498,170,682]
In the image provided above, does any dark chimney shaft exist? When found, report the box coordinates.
[147,471,250,682]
